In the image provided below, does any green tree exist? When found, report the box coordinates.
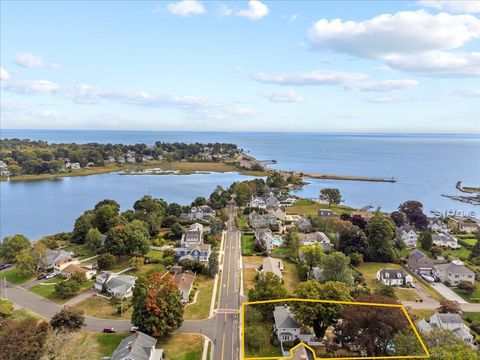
[301,244,324,270]
[97,252,116,270]
[85,227,102,249]
[319,188,341,206]
[376,284,397,299]
[284,229,300,260]
[54,279,81,298]
[191,196,207,207]
[366,214,396,262]
[105,220,150,256]
[248,272,288,319]
[266,172,286,188]
[469,232,480,259]
[0,299,14,317]
[320,252,354,285]
[390,211,406,227]
[398,200,428,230]
[0,234,31,261]
[15,250,37,276]
[71,211,94,244]
[50,306,85,332]
[93,204,119,233]
[208,252,219,276]
[292,281,352,339]
[169,222,184,240]
[230,182,254,207]
[338,226,367,256]
[131,273,184,337]
[129,256,145,270]
[133,195,166,215]
[419,230,433,251]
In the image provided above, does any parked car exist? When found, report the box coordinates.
[0,263,12,270]
[37,273,47,280]
[103,327,118,333]
[130,326,138,332]
[45,273,56,280]
[421,274,435,282]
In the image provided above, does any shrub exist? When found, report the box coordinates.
[97,252,116,270]
[458,281,475,294]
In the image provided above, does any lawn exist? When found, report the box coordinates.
[29,278,95,303]
[241,234,256,256]
[270,247,290,258]
[407,308,436,321]
[156,333,204,360]
[138,262,167,276]
[73,296,132,319]
[95,333,127,357]
[465,312,480,322]
[459,238,478,247]
[442,246,472,261]
[242,256,263,292]
[286,199,354,217]
[8,308,44,322]
[146,249,163,260]
[63,244,97,259]
[244,311,282,357]
[109,256,132,272]
[283,261,300,294]
[453,280,480,303]
[184,275,215,320]
[1,268,35,285]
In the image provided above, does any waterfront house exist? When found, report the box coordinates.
[407,250,434,274]
[174,244,212,264]
[41,249,75,270]
[179,206,215,223]
[297,217,312,233]
[249,211,279,229]
[432,233,459,249]
[262,257,284,280]
[173,272,195,303]
[181,223,204,247]
[433,260,475,286]
[396,225,418,248]
[429,219,449,233]
[419,313,474,345]
[375,269,412,286]
[108,331,164,360]
[298,232,332,252]
[60,264,96,280]
[273,305,315,356]
[95,272,137,299]
[318,209,335,218]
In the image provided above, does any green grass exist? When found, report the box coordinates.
[63,244,97,259]
[241,234,257,256]
[1,268,35,285]
[184,275,215,320]
[29,278,95,303]
[465,312,480,322]
[73,296,133,319]
[283,261,300,294]
[146,249,164,260]
[442,246,472,261]
[244,315,282,357]
[459,238,478,247]
[156,334,204,360]
[286,199,354,217]
[95,333,127,357]
[452,281,480,303]
[270,247,290,258]
[8,308,44,322]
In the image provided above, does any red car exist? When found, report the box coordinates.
[103,327,118,333]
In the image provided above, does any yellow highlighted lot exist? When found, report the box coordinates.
[241,298,430,360]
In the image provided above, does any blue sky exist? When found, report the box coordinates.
[1,0,479,133]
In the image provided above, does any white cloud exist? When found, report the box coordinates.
[347,79,419,92]
[216,4,234,17]
[254,70,367,86]
[308,10,480,77]
[418,0,480,14]
[258,89,304,102]
[3,80,62,94]
[236,0,269,20]
[166,0,205,16]
[0,68,10,81]
[14,52,60,68]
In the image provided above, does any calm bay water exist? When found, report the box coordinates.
[1,129,479,239]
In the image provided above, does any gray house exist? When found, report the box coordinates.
[297,218,312,233]
[273,306,315,356]
[298,232,332,252]
[40,249,75,270]
[418,313,474,346]
[433,260,475,286]
[95,272,137,299]
[108,331,164,360]
[174,244,212,264]
[407,249,433,274]
[181,223,204,247]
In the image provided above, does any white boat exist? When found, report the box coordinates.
[469,211,476,218]
[455,210,463,217]
[447,210,455,216]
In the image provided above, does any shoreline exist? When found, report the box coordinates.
[297,172,396,183]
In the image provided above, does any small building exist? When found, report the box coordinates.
[41,250,75,270]
[174,244,212,264]
[249,196,267,209]
[458,221,479,234]
[318,209,335,218]
[108,331,164,360]
[273,306,315,356]
[433,260,475,286]
[298,232,332,252]
[376,269,413,286]
[407,249,433,274]
[173,272,195,303]
[297,217,312,233]
[290,343,315,360]
[262,257,284,280]
[432,233,459,249]
[95,272,137,299]
[396,225,418,248]
[181,223,204,247]
[60,264,96,280]
[422,313,474,345]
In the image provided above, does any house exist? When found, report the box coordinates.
[297,217,312,233]
[179,206,215,222]
[53,257,80,274]
[181,223,204,247]
[298,232,332,252]
[262,257,284,279]
[376,269,413,286]
[458,221,479,234]
[65,162,81,169]
[289,343,315,360]
[432,233,459,249]
[173,272,195,303]
[174,244,212,264]
[249,211,279,229]
[407,249,434,274]
[255,228,275,251]
[108,331,164,360]
[424,313,474,345]
[41,250,75,270]
[396,225,418,248]
[249,196,267,209]
[265,193,280,209]
[273,306,315,356]
[269,207,286,221]
[311,267,325,282]
[429,219,449,233]
[433,260,475,286]
[318,209,335,218]
[60,264,96,280]
[95,272,137,298]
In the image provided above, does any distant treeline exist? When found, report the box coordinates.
[0,138,239,176]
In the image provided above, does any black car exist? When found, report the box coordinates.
[0,263,12,270]
[37,273,47,280]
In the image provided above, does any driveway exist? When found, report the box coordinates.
[430,283,468,304]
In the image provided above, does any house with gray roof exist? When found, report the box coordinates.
[273,306,315,356]
[432,233,459,249]
[420,313,474,345]
[173,272,195,303]
[396,225,417,248]
[40,249,75,270]
[376,269,413,286]
[433,260,475,286]
[290,343,315,360]
[297,218,312,233]
[108,331,164,360]
[95,272,137,299]
[262,257,284,280]
[174,244,211,264]
[298,232,332,252]
[181,223,204,247]
[179,206,215,223]
[407,249,433,274]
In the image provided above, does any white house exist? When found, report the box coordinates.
[376,269,413,286]
[273,306,315,356]
[433,260,475,286]
[396,225,418,248]
[60,264,96,280]
[432,234,460,249]
[249,196,267,209]
[420,313,474,345]
[298,232,332,252]
[181,223,204,247]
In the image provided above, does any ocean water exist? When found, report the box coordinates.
[1,129,479,239]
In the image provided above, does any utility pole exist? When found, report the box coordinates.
[3,277,7,299]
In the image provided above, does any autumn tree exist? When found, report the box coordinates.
[129,256,145,270]
[319,188,341,206]
[365,214,396,262]
[0,318,50,360]
[438,299,461,314]
[336,294,408,356]
[131,273,184,337]
[291,281,352,339]
[50,306,85,332]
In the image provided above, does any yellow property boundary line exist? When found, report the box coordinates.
[241,298,430,360]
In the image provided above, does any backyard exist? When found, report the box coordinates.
[156,333,204,360]
[29,278,95,303]
[73,295,133,319]
[1,268,35,285]
[453,280,480,303]
[184,274,215,320]
[241,233,257,256]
